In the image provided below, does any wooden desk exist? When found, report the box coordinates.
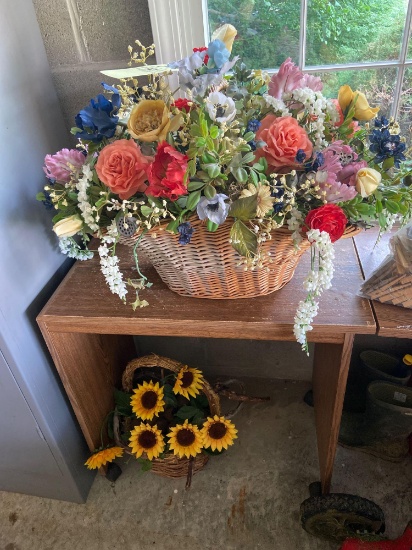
[354,230,412,339]
[37,236,375,494]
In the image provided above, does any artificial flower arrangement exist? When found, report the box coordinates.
[37,25,412,352]
[85,356,237,477]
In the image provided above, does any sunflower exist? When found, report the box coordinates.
[84,446,124,470]
[167,419,204,458]
[129,423,165,460]
[173,366,204,399]
[201,416,238,452]
[131,380,165,421]
[240,183,274,218]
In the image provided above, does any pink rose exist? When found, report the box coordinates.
[44,148,85,182]
[255,115,313,171]
[95,139,152,200]
[269,58,323,99]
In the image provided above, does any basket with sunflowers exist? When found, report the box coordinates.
[85,355,237,486]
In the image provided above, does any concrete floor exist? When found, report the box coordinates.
[0,378,411,550]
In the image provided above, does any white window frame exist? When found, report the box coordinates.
[148,0,412,119]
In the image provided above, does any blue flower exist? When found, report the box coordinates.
[271,184,285,214]
[295,149,307,163]
[246,119,261,133]
[207,40,230,70]
[42,191,53,210]
[374,116,389,128]
[248,140,257,151]
[305,151,323,172]
[74,93,119,142]
[369,128,406,167]
[197,194,229,225]
[177,222,194,245]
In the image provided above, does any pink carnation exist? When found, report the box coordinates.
[269,58,323,99]
[44,148,85,183]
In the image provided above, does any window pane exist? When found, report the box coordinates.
[398,68,412,145]
[306,0,408,66]
[312,68,397,119]
[208,0,300,69]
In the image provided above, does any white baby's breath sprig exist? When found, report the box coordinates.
[293,229,335,353]
[59,237,94,261]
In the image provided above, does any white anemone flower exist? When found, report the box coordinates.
[205,92,236,124]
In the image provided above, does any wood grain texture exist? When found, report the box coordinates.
[37,321,135,451]
[38,237,375,342]
[354,229,412,339]
[312,333,354,494]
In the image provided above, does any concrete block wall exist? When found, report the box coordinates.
[32,0,153,135]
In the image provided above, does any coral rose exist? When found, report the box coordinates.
[255,115,313,171]
[146,142,188,201]
[95,139,151,200]
[304,204,347,243]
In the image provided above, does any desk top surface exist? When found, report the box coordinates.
[38,234,376,343]
[353,229,412,339]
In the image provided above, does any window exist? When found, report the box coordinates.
[148,0,412,139]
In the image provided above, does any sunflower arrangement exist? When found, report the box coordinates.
[38,24,412,352]
[85,360,237,473]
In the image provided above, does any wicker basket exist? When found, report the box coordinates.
[114,354,220,480]
[120,217,313,299]
[120,218,361,299]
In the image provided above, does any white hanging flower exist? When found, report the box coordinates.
[293,229,335,353]
[59,237,93,260]
[76,163,99,232]
[205,92,236,124]
[98,221,127,301]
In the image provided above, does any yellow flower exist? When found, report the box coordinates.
[240,183,274,217]
[167,419,203,458]
[338,85,379,121]
[129,423,165,460]
[173,366,204,399]
[201,415,238,452]
[131,380,165,421]
[211,24,237,53]
[84,446,124,469]
[355,167,382,197]
[53,215,83,237]
[127,99,181,142]
[403,354,412,366]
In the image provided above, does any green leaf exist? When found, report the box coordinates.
[204,184,216,199]
[233,167,248,183]
[250,170,258,185]
[36,192,45,201]
[70,126,82,135]
[175,405,204,421]
[242,152,255,164]
[188,159,197,177]
[186,190,201,210]
[209,125,219,139]
[206,220,219,232]
[230,220,258,257]
[114,388,132,417]
[141,205,153,217]
[243,131,255,142]
[203,163,221,179]
[176,197,188,208]
[137,458,153,472]
[187,180,205,192]
[166,219,180,233]
[163,383,178,407]
[229,194,257,221]
[200,119,208,137]
[385,199,400,214]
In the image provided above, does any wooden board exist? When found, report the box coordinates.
[354,229,412,339]
[38,237,375,343]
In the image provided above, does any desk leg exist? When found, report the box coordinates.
[38,325,136,451]
[312,333,354,494]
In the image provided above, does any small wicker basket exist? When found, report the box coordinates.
[114,354,220,480]
[120,218,312,299]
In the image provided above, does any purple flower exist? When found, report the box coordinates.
[197,194,229,225]
[246,119,261,133]
[177,222,194,245]
[44,148,86,183]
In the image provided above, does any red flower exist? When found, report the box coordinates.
[173,98,193,113]
[193,46,209,65]
[304,204,347,243]
[146,142,188,201]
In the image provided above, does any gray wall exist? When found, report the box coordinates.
[32,0,153,134]
[0,1,93,501]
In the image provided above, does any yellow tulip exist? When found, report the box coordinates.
[355,167,381,198]
[338,85,379,121]
[211,24,237,53]
[53,215,83,238]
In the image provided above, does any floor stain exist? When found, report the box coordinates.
[5,544,18,550]
[165,495,173,506]
[8,512,18,525]
[227,486,247,532]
